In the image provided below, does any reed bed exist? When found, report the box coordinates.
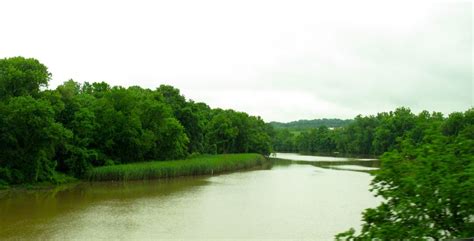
[87,153,267,181]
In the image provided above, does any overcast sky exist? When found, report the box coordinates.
[0,0,472,122]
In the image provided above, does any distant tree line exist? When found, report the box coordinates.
[0,57,273,185]
[269,118,352,130]
[272,107,464,157]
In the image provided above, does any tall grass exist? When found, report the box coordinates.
[87,153,268,181]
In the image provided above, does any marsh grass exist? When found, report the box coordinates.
[87,153,267,181]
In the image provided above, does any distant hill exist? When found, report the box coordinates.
[269,118,353,130]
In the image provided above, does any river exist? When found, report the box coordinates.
[0,154,380,240]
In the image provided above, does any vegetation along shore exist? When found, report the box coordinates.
[87,153,268,181]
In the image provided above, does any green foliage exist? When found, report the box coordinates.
[270,118,352,130]
[274,108,473,239]
[153,118,189,160]
[273,107,429,157]
[0,96,71,183]
[0,57,274,185]
[296,126,337,155]
[337,109,474,240]
[205,112,239,153]
[87,153,267,181]
[272,129,297,152]
[205,110,272,155]
[335,228,355,240]
[0,57,50,100]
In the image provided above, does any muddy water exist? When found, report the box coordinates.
[0,163,379,240]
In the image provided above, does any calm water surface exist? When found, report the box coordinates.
[273,153,377,162]
[0,163,380,240]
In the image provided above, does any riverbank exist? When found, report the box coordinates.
[0,159,379,240]
[87,153,269,181]
[0,154,268,190]
[0,172,78,191]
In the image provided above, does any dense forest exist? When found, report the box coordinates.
[272,108,472,157]
[0,57,273,185]
[269,118,352,130]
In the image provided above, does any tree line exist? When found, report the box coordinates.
[0,57,273,185]
[272,107,461,157]
[269,118,352,131]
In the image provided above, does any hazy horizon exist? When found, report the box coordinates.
[1,0,472,122]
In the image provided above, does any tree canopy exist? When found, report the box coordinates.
[272,107,442,157]
[270,118,352,130]
[0,57,273,185]
[0,57,50,100]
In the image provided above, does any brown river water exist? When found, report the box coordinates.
[0,155,380,240]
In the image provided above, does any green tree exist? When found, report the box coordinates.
[0,56,288,184]
[0,57,51,100]
[0,96,71,183]
[372,107,416,155]
[205,112,238,154]
[337,109,474,240]
[156,85,207,153]
[59,106,98,177]
[154,118,189,160]
[273,129,297,152]
[336,115,378,155]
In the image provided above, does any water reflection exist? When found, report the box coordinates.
[0,178,209,239]
[273,153,377,162]
[272,153,380,173]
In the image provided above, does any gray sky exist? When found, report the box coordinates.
[1,0,472,122]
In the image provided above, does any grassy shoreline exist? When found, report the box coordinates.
[0,173,78,191]
[87,153,268,182]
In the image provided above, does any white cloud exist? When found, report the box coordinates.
[0,0,471,122]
